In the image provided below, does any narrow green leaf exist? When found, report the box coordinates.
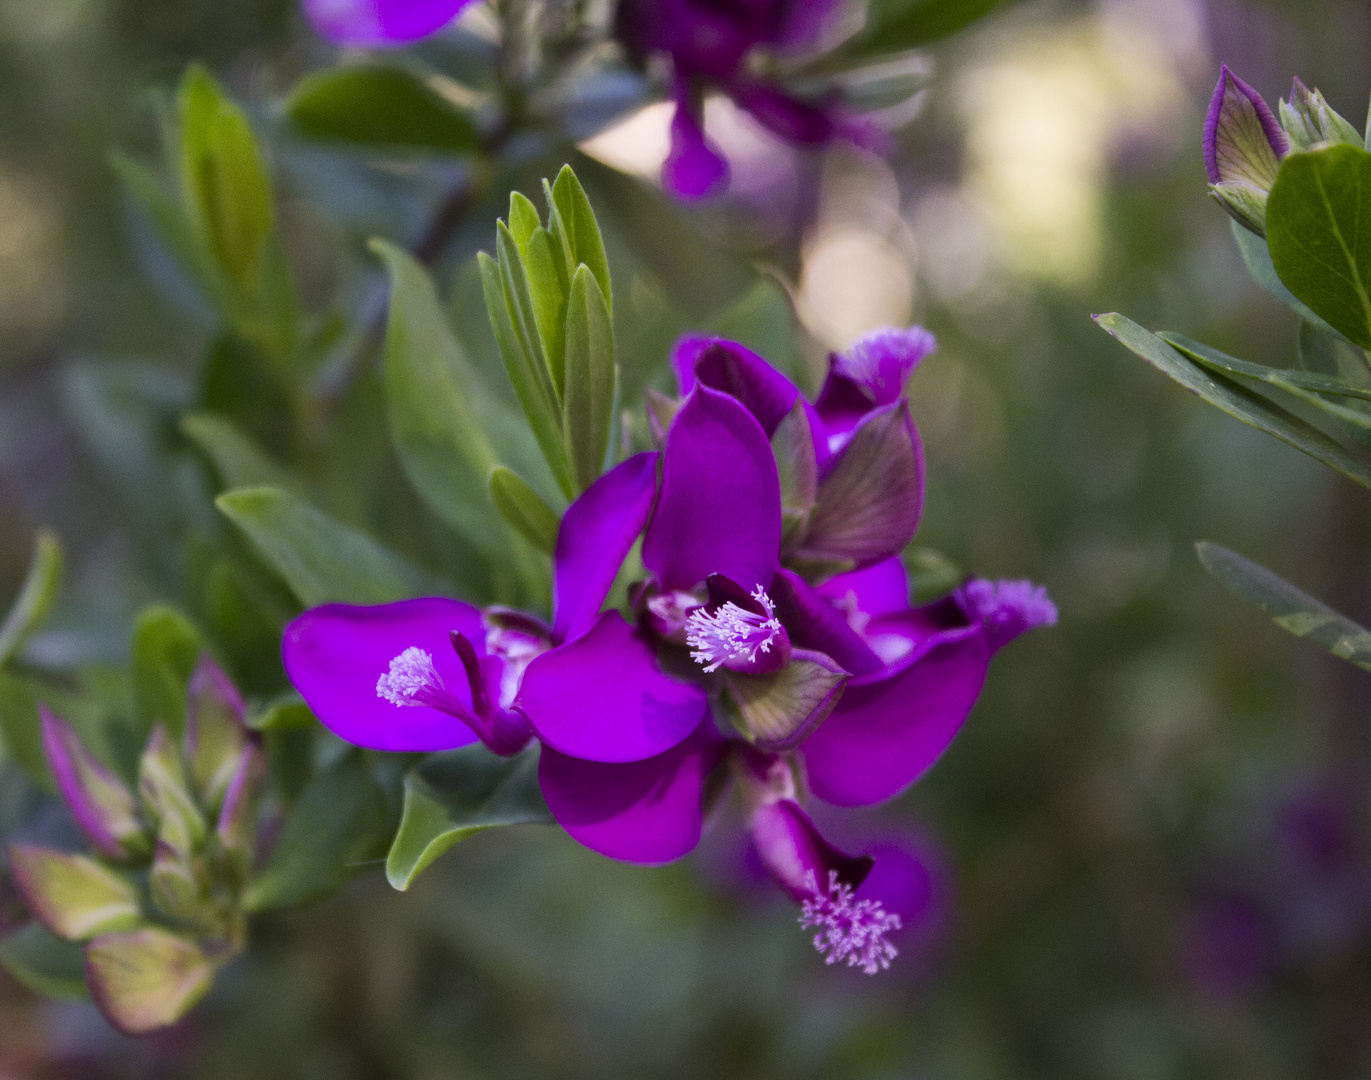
[525,227,569,396]
[550,166,612,315]
[385,744,550,891]
[177,65,273,293]
[243,752,386,911]
[180,412,298,491]
[1095,313,1371,490]
[835,0,1008,60]
[0,530,62,667]
[285,66,479,153]
[1161,332,1371,430]
[216,486,438,606]
[372,239,520,561]
[1196,541,1371,671]
[0,924,89,1000]
[1267,144,1371,348]
[508,191,541,252]
[0,674,49,789]
[496,221,550,383]
[540,177,577,286]
[85,928,215,1035]
[130,607,204,743]
[562,266,616,492]
[479,252,575,498]
[489,466,560,553]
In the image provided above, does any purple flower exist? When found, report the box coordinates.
[303,0,474,46]
[616,0,874,199]
[284,452,707,764]
[1203,65,1289,235]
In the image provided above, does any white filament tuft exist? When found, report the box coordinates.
[685,588,783,672]
[798,870,901,975]
[377,647,444,707]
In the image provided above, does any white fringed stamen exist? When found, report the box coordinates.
[377,647,445,708]
[798,870,902,975]
[685,587,783,672]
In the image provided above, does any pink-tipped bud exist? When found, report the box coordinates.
[1204,66,1289,235]
[40,706,147,861]
[184,656,248,813]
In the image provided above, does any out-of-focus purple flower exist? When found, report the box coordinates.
[284,452,706,764]
[1203,65,1289,235]
[1182,891,1271,997]
[303,0,475,47]
[616,0,873,199]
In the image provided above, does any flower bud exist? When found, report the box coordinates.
[40,706,148,861]
[184,656,248,813]
[138,726,207,857]
[84,927,215,1035]
[1204,66,1289,235]
[1280,77,1363,151]
[7,843,142,941]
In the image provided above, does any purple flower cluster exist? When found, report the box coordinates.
[284,326,1055,971]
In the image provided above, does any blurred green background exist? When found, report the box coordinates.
[4,0,1371,1076]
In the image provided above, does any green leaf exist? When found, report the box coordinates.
[130,607,204,743]
[0,530,62,667]
[1231,219,1346,337]
[836,0,1008,59]
[285,66,479,154]
[489,467,560,554]
[1267,144,1371,348]
[177,65,273,294]
[525,227,569,396]
[180,412,298,492]
[508,191,541,251]
[1161,332,1371,430]
[7,844,143,942]
[216,486,438,606]
[243,752,386,911]
[497,221,551,386]
[385,744,550,891]
[479,252,575,498]
[373,241,511,555]
[85,928,216,1035]
[1196,541,1371,672]
[247,693,318,732]
[550,166,612,315]
[562,265,617,492]
[0,924,89,1000]
[0,674,50,789]
[1094,313,1371,490]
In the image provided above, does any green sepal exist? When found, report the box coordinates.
[7,844,143,942]
[1209,180,1268,237]
[721,654,850,751]
[562,265,617,492]
[490,466,561,554]
[385,743,550,891]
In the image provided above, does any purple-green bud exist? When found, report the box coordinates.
[215,742,265,882]
[40,706,148,861]
[138,726,207,857]
[7,843,142,941]
[184,656,248,812]
[84,927,216,1035]
[1204,65,1289,236]
[1280,77,1363,151]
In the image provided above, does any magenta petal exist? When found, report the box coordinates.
[303,0,474,46]
[672,337,802,438]
[554,452,660,643]
[516,611,706,762]
[800,632,990,807]
[750,797,872,902]
[814,558,910,620]
[770,569,883,677]
[664,99,729,200]
[538,721,725,863]
[815,326,935,438]
[956,578,1057,653]
[282,599,484,752]
[733,82,842,145]
[643,385,782,593]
